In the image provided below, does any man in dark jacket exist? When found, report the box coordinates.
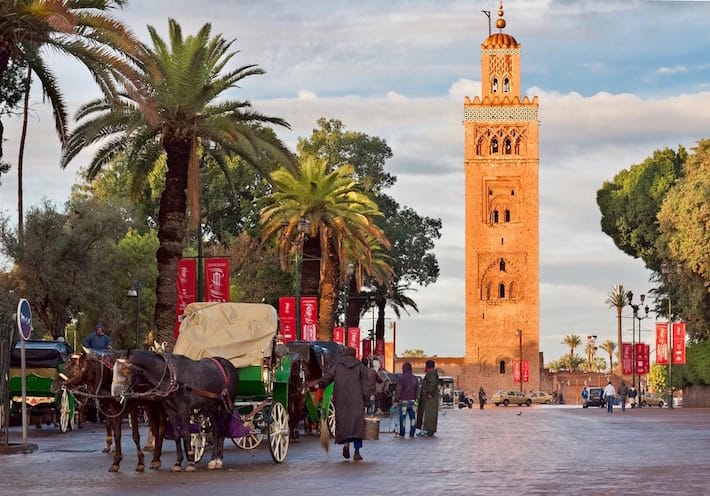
[312,347,369,461]
[415,359,439,436]
[394,362,419,437]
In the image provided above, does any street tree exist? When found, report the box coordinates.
[562,334,582,359]
[61,20,297,348]
[605,284,627,373]
[600,339,616,373]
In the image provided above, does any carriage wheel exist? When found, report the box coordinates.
[326,396,336,437]
[267,402,289,463]
[232,417,263,450]
[191,432,207,463]
[59,391,71,433]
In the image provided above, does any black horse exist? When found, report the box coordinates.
[111,350,239,472]
[53,349,166,472]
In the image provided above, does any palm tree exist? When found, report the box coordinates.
[261,156,390,340]
[600,339,616,372]
[61,19,297,347]
[562,334,582,359]
[605,284,628,373]
[0,0,143,239]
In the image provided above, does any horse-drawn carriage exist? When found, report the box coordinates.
[8,340,76,433]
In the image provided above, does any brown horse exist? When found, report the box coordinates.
[54,349,166,472]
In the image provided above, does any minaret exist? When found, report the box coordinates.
[463,2,540,392]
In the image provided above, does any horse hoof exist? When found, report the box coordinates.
[109,465,119,472]
[149,461,161,470]
[185,464,196,472]
[102,447,110,454]
[136,465,145,472]
[170,464,182,472]
[207,459,223,470]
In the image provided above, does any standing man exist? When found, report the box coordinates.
[581,386,589,407]
[603,380,617,414]
[415,359,439,437]
[618,380,628,413]
[394,362,418,437]
[311,347,370,461]
[83,323,112,349]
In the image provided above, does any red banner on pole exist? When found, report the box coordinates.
[204,257,230,302]
[513,360,529,383]
[361,339,372,360]
[672,322,686,364]
[643,344,650,374]
[522,360,529,383]
[333,327,345,345]
[301,296,318,341]
[175,258,197,338]
[655,322,669,365]
[347,327,361,358]
[375,338,385,357]
[635,343,645,375]
[622,343,633,375]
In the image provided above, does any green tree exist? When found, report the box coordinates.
[562,334,582,359]
[61,20,296,347]
[261,156,389,340]
[600,339,616,372]
[605,284,627,373]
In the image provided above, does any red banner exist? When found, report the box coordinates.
[672,322,686,364]
[347,327,361,358]
[333,326,345,345]
[278,297,297,343]
[522,360,529,383]
[635,343,645,375]
[205,257,230,302]
[375,338,385,357]
[301,296,318,341]
[655,322,669,365]
[513,360,528,383]
[362,339,372,360]
[622,343,633,375]
[175,258,197,338]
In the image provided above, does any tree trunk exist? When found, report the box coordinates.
[154,139,191,350]
[616,307,623,374]
[317,236,338,341]
[18,65,31,249]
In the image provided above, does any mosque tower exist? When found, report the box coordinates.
[463,2,540,393]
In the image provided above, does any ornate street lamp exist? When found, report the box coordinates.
[661,262,682,408]
[516,328,523,393]
[127,280,141,349]
[281,217,311,340]
[627,291,648,407]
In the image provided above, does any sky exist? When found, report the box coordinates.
[2,0,710,363]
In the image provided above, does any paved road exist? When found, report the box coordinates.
[2,405,709,496]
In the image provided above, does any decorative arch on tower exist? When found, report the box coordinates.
[480,256,524,302]
[473,126,528,157]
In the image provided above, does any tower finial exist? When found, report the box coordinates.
[496,1,506,31]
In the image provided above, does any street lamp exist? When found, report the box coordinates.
[515,328,523,393]
[586,335,598,371]
[661,261,682,409]
[127,280,141,349]
[281,217,311,340]
[627,291,648,407]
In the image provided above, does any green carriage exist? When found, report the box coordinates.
[174,302,291,463]
[8,340,76,433]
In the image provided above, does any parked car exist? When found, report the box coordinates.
[583,386,606,408]
[491,389,532,407]
[641,392,665,408]
[528,391,554,405]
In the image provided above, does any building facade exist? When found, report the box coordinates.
[461,4,541,394]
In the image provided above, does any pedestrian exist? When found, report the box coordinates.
[478,387,487,410]
[362,357,382,414]
[618,380,628,413]
[629,386,638,408]
[415,359,439,437]
[310,347,369,461]
[83,323,112,350]
[603,380,617,414]
[394,362,418,437]
[581,386,589,407]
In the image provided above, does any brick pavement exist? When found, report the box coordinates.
[2,404,710,496]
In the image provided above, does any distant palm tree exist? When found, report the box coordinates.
[606,284,628,373]
[600,339,616,372]
[562,334,582,359]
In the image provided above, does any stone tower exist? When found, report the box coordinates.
[462,3,540,393]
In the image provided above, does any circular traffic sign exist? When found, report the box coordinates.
[17,298,32,340]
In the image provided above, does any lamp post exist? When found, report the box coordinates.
[281,217,310,341]
[515,328,523,393]
[627,291,648,407]
[661,262,682,408]
[127,280,141,349]
[586,335,598,371]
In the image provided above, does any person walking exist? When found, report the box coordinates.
[362,357,382,414]
[311,347,370,461]
[394,362,418,437]
[83,323,112,349]
[415,359,439,436]
[478,387,487,410]
[603,380,617,414]
[618,380,628,413]
[581,386,589,407]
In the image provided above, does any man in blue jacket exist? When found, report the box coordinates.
[83,323,112,349]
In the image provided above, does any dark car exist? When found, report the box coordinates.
[583,386,606,408]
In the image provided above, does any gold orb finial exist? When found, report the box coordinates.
[496,1,506,31]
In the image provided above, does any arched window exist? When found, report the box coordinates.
[492,78,498,93]
[504,138,512,155]
[504,209,511,223]
[498,283,506,298]
[499,360,506,374]
[493,210,499,223]
[499,259,505,272]
[504,77,510,92]
[491,138,499,154]
[486,282,492,300]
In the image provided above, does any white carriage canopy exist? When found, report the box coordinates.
[173,302,278,368]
